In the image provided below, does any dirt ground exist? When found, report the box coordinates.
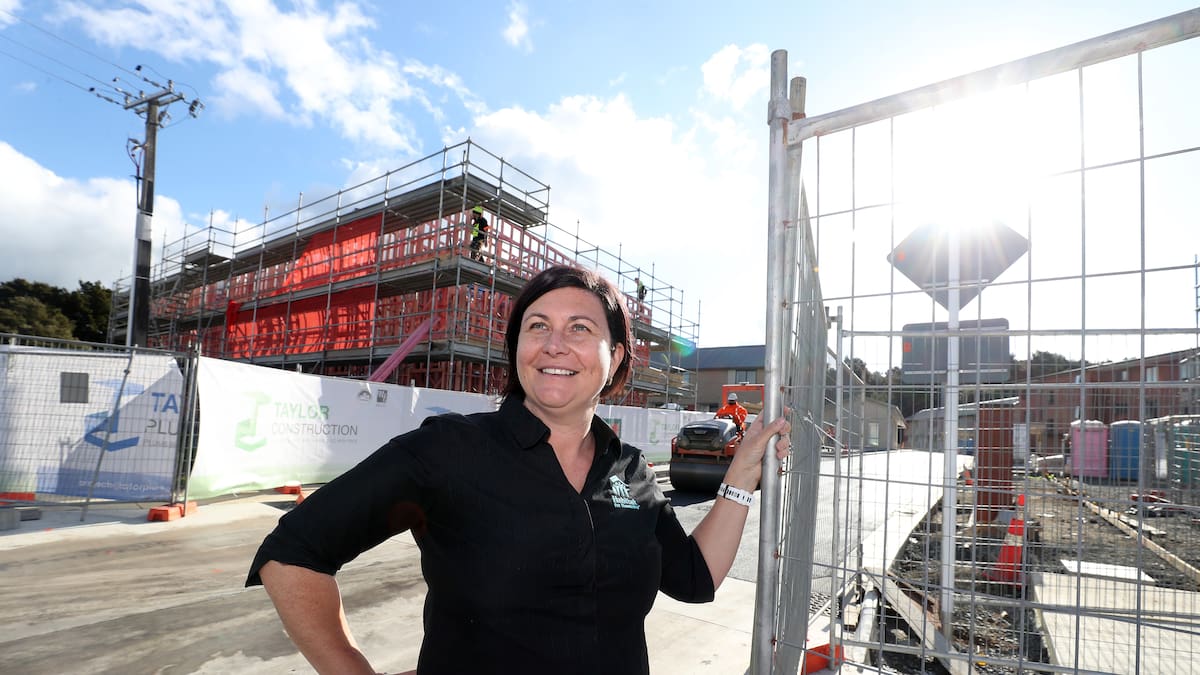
[874,474,1200,674]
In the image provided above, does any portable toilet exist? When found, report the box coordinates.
[1069,420,1108,479]
[1107,420,1141,481]
[1172,416,1200,487]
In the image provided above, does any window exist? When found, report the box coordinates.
[868,422,881,447]
[1145,366,1159,382]
[733,369,757,384]
[60,372,89,403]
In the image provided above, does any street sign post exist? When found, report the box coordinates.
[888,220,1027,638]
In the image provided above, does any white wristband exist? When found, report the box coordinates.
[717,482,753,507]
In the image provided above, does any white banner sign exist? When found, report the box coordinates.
[190,358,494,498]
[191,357,717,498]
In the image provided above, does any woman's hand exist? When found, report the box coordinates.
[692,406,793,589]
[723,407,792,491]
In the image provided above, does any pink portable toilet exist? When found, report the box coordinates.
[1069,420,1109,478]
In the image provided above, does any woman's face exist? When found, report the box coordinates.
[516,287,625,423]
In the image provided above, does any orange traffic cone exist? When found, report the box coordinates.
[963,468,974,486]
[985,516,1025,584]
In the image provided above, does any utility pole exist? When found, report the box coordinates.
[119,79,201,347]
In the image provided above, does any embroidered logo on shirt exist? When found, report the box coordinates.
[608,475,640,510]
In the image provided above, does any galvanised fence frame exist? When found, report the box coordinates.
[758,9,1200,674]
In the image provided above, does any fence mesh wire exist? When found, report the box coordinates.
[0,334,194,508]
[768,11,1200,675]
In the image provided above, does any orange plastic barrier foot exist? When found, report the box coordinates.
[275,481,303,495]
[0,492,36,503]
[801,643,844,673]
[148,501,198,522]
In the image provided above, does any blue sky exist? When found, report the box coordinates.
[0,0,1195,348]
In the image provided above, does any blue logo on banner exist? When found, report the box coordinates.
[82,379,144,452]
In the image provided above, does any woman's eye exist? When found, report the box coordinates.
[527,321,547,331]
[570,323,590,333]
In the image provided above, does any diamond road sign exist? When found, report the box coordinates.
[887,221,1028,311]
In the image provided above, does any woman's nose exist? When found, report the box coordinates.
[541,327,569,354]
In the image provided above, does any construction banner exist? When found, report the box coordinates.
[189,357,714,498]
[189,357,496,498]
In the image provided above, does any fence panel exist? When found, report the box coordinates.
[0,334,194,509]
[764,9,1200,674]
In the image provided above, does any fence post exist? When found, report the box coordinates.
[177,343,202,510]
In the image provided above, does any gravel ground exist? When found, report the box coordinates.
[873,473,1200,674]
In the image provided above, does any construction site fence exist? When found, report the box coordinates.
[0,333,199,510]
[760,9,1200,675]
[0,335,702,513]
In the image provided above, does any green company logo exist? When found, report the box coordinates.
[235,392,271,451]
[235,392,341,450]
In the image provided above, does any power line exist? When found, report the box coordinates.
[0,7,141,80]
[0,31,124,96]
[0,44,91,93]
[138,62,201,100]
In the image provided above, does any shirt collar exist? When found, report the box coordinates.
[499,393,620,457]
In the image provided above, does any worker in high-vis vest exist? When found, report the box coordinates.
[715,392,748,435]
[469,205,489,261]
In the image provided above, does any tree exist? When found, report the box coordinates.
[0,296,75,339]
[0,278,113,342]
[63,280,112,343]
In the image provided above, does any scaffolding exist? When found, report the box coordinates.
[108,140,698,407]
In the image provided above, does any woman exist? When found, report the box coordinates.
[246,265,791,674]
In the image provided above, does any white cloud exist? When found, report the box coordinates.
[403,60,488,118]
[471,88,770,347]
[0,142,186,288]
[502,1,532,52]
[51,0,467,154]
[701,44,770,110]
[15,81,36,93]
[0,0,22,27]
[211,66,286,119]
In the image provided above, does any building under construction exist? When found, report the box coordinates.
[109,140,698,407]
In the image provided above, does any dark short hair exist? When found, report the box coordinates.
[503,265,633,400]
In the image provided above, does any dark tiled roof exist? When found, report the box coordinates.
[675,344,765,370]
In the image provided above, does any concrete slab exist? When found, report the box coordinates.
[1034,572,1200,675]
[1060,558,1155,583]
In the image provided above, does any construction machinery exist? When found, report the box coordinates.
[668,384,765,493]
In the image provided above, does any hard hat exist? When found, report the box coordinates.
[473,205,484,213]
[728,392,738,401]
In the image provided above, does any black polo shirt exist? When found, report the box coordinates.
[246,394,715,674]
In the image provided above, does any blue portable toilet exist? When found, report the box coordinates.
[1108,420,1141,481]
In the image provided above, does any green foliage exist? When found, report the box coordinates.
[0,278,113,342]
[0,296,75,339]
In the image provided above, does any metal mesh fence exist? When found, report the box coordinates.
[0,334,196,509]
[762,9,1200,675]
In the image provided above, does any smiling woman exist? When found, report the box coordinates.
[507,269,630,434]
[245,264,792,674]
